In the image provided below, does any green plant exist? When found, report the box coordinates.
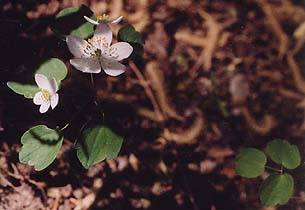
[7,4,144,171]
[235,139,301,207]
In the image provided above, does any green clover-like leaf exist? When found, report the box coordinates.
[118,24,144,59]
[7,58,67,99]
[19,125,64,171]
[52,4,94,39]
[118,24,144,44]
[7,82,39,99]
[76,126,123,169]
[267,139,301,169]
[235,148,267,178]
[35,58,68,84]
[259,173,294,207]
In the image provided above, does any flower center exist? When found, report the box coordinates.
[41,89,51,101]
[96,14,110,21]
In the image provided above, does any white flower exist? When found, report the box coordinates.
[84,15,123,25]
[33,74,59,113]
[66,22,133,76]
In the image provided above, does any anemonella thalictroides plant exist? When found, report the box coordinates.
[7,4,144,171]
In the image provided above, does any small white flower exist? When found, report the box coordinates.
[66,22,133,76]
[84,15,123,25]
[33,74,59,113]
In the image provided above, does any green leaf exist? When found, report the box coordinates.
[259,173,294,207]
[76,126,123,169]
[118,25,144,60]
[52,4,94,39]
[235,148,267,178]
[19,125,64,171]
[267,139,301,169]
[7,82,39,99]
[7,58,67,99]
[118,24,144,44]
[35,58,68,84]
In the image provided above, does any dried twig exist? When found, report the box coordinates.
[198,10,222,71]
[240,106,276,135]
[258,0,289,58]
[145,62,183,121]
[287,52,305,94]
[163,109,204,144]
[129,61,165,122]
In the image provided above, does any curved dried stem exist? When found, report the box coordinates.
[129,61,165,122]
[163,109,204,144]
[145,62,183,121]
[240,106,276,135]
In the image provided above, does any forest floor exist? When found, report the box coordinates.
[1,0,305,210]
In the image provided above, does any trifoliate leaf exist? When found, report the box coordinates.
[267,139,301,169]
[7,58,67,99]
[35,58,68,84]
[52,4,94,39]
[7,82,39,99]
[76,126,123,169]
[19,125,64,171]
[118,24,144,44]
[118,24,144,59]
[235,148,267,178]
[259,173,294,207]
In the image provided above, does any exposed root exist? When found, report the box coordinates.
[240,106,276,135]
[274,1,305,24]
[174,30,207,47]
[198,10,222,71]
[124,0,149,32]
[129,61,165,122]
[258,0,289,58]
[145,62,184,121]
[137,107,162,122]
[286,52,305,94]
[278,87,304,101]
[110,0,123,19]
[256,70,283,82]
[293,21,305,55]
[163,109,204,145]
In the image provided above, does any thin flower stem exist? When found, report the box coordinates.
[90,73,95,86]
[265,165,282,173]
[60,123,70,131]
[129,61,164,122]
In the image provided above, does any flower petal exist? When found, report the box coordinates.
[111,42,133,61]
[51,93,59,109]
[92,22,112,49]
[101,60,126,76]
[84,16,99,25]
[70,58,101,73]
[49,78,58,94]
[107,16,123,24]
[39,101,50,113]
[33,92,43,105]
[66,35,90,58]
[35,74,53,91]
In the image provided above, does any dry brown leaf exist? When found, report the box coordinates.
[129,153,139,171]
[207,147,234,159]
[229,74,250,105]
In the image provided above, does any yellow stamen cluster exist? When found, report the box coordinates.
[96,14,110,21]
[87,38,93,44]
[41,89,50,101]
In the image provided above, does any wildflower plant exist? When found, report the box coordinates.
[235,139,301,207]
[7,4,143,171]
